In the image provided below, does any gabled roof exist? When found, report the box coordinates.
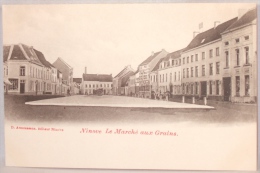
[83,74,112,82]
[151,58,164,72]
[183,17,237,52]
[56,57,72,69]
[114,65,134,78]
[139,51,161,66]
[73,78,82,83]
[33,49,52,68]
[225,8,257,32]
[21,44,42,65]
[163,49,183,61]
[10,45,27,60]
[120,71,134,87]
[3,46,11,62]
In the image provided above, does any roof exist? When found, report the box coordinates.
[73,78,82,83]
[163,49,183,61]
[83,74,112,82]
[3,46,11,62]
[139,51,161,66]
[183,17,237,52]
[56,57,72,69]
[10,45,27,60]
[120,71,134,87]
[21,44,42,65]
[151,58,164,72]
[33,49,52,68]
[114,65,134,78]
[225,8,257,31]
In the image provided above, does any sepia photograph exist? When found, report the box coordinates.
[1,2,258,171]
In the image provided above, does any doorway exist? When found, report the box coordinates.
[200,81,207,97]
[223,77,231,101]
[20,80,25,94]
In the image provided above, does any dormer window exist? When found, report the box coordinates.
[235,38,240,43]
[245,36,249,40]
[201,39,205,43]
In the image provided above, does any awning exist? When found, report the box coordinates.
[4,78,12,85]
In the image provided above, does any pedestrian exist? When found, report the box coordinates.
[67,88,71,96]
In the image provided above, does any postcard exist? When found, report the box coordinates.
[2,3,258,171]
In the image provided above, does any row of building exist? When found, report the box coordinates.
[112,8,257,103]
[3,43,80,95]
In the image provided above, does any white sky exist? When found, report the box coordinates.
[3,3,256,78]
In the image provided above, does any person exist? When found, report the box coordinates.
[67,88,71,96]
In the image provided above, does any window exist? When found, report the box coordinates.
[195,54,198,61]
[9,79,18,90]
[236,49,240,66]
[174,72,176,81]
[96,84,98,88]
[209,49,213,58]
[225,51,229,67]
[20,66,25,76]
[202,65,205,76]
[183,57,185,64]
[166,74,167,82]
[170,73,172,82]
[187,57,189,63]
[209,81,212,95]
[163,74,164,82]
[191,67,194,77]
[183,69,185,78]
[85,84,88,88]
[245,75,250,96]
[100,84,102,87]
[160,75,161,83]
[89,84,91,88]
[202,52,205,60]
[235,38,240,43]
[209,63,213,75]
[236,76,240,96]
[178,72,180,81]
[216,80,219,95]
[225,41,229,46]
[216,47,219,56]
[191,55,194,62]
[179,59,181,65]
[245,47,249,64]
[172,60,174,66]
[216,62,220,74]
[195,66,198,77]
[195,83,198,95]
[245,36,249,40]
[187,68,189,78]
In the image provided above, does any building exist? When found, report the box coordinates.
[157,49,183,96]
[52,57,73,93]
[127,70,139,96]
[113,65,134,95]
[118,71,134,95]
[220,8,257,103]
[138,49,168,98]
[82,74,113,95]
[181,16,238,100]
[180,8,257,103]
[3,44,49,95]
[73,78,82,94]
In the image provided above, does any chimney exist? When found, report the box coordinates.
[84,67,87,74]
[238,9,247,19]
[214,21,220,29]
[193,31,200,38]
[151,51,154,56]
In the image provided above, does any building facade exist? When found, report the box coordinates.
[82,74,113,95]
[113,65,134,95]
[221,8,257,103]
[138,49,168,98]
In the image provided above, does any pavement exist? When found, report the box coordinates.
[25,95,214,109]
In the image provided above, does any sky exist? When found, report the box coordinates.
[2,3,256,78]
